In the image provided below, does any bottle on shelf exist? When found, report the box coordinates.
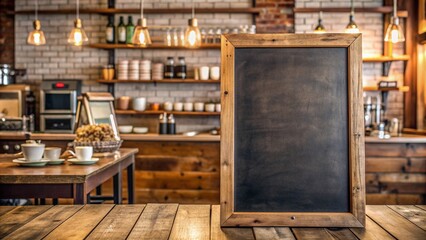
[159,112,167,135]
[106,16,115,44]
[117,16,126,44]
[126,16,135,44]
[164,57,175,78]
[176,57,187,79]
[167,114,176,135]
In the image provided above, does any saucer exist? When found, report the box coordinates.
[47,159,65,165]
[68,158,100,165]
[13,158,49,167]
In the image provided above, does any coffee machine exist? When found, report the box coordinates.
[364,95,384,135]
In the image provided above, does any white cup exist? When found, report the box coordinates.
[133,97,147,111]
[210,66,220,80]
[173,102,183,111]
[199,66,210,80]
[72,146,93,161]
[205,103,215,112]
[44,147,62,160]
[184,102,194,112]
[164,101,173,111]
[194,102,205,112]
[21,144,45,161]
[215,103,221,112]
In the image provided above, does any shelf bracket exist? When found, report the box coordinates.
[382,61,392,76]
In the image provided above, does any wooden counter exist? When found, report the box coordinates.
[0,204,425,239]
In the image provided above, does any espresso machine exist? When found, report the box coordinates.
[364,95,384,136]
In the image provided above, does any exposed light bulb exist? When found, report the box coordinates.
[27,20,46,45]
[313,11,326,34]
[185,18,201,48]
[345,0,359,33]
[132,18,152,47]
[384,0,405,43]
[68,19,88,46]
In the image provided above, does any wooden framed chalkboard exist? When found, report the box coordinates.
[220,34,365,227]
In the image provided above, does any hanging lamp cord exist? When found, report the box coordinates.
[393,0,397,18]
[192,0,195,19]
[35,0,38,20]
[141,0,144,20]
[76,0,79,19]
[350,0,354,16]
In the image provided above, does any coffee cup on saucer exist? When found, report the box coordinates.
[44,147,62,160]
[21,141,45,161]
[68,146,93,161]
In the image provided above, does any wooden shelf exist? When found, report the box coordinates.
[293,7,407,17]
[115,110,220,116]
[88,43,220,50]
[98,79,220,84]
[14,8,261,15]
[362,55,410,62]
[363,86,409,92]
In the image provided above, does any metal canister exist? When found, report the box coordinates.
[0,64,15,85]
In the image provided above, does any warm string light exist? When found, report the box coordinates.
[132,0,152,47]
[184,0,201,48]
[68,0,88,46]
[27,0,46,45]
[384,0,405,43]
[345,0,359,33]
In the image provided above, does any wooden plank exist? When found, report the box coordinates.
[127,203,178,240]
[367,194,424,205]
[86,205,145,240]
[0,206,51,239]
[292,228,335,240]
[253,227,295,240]
[3,205,82,240]
[169,205,211,240]
[211,205,254,240]
[43,205,113,240]
[136,171,220,190]
[366,205,426,240]
[0,206,15,217]
[135,155,220,172]
[350,216,396,240]
[387,205,426,230]
[135,189,220,204]
[115,109,220,116]
[379,182,426,194]
[365,143,406,157]
[325,228,358,239]
[407,144,426,157]
[416,205,426,211]
[366,157,426,173]
[366,173,426,183]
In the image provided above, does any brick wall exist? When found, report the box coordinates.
[255,0,295,33]
[295,0,405,122]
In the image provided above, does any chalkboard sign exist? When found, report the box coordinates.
[220,34,365,227]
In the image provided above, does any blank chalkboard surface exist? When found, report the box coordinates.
[234,47,349,213]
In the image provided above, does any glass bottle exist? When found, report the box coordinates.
[117,16,126,44]
[106,16,115,44]
[175,57,187,79]
[126,16,135,44]
[164,57,175,78]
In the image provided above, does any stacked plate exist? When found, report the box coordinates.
[129,60,139,80]
[139,59,152,80]
[152,63,164,80]
[117,60,129,80]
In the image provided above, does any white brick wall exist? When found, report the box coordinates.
[295,0,404,122]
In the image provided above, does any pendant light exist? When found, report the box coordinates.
[313,11,326,34]
[68,0,88,46]
[384,0,405,43]
[345,0,359,33]
[184,0,202,48]
[132,0,152,47]
[27,0,46,45]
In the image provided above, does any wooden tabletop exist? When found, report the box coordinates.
[0,204,424,239]
[0,148,138,184]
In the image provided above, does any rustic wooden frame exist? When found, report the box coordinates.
[220,34,365,227]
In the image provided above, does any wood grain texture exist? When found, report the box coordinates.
[135,189,219,204]
[0,206,15,217]
[253,227,295,240]
[366,157,426,173]
[169,205,211,240]
[367,194,425,205]
[292,228,335,240]
[325,228,358,239]
[43,205,113,240]
[416,205,426,211]
[86,205,145,240]
[366,205,426,240]
[3,205,82,240]
[136,171,219,190]
[387,205,426,230]
[211,205,254,240]
[365,143,407,157]
[127,203,178,240]
[350,216,396,240]
[0,205,51,239]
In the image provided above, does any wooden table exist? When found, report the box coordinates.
[0,148,137,204]
[0,204,424,239]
